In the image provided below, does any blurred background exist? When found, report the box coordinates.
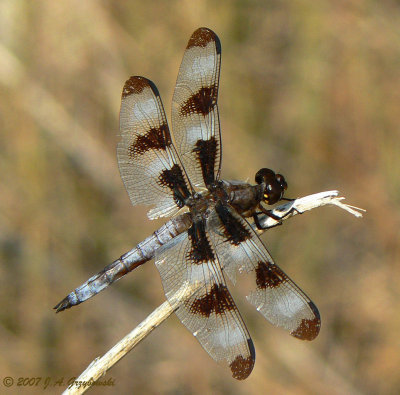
[1,1,399,394]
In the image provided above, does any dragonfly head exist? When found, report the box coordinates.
[255,168,287,205]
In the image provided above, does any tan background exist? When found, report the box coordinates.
[1,1,399,394]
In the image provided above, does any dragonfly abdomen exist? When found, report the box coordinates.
[54,212,192,312]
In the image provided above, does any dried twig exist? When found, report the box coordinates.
[62,190,364,394]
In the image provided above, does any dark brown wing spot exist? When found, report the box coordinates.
[187,220,214,264]
[158,164,190,208]
[128,124,171,158]
[180,86,217,117]
[192,137,218,187]
[187,27,220,52]
[190,284,235,317]
[215,202,251,245]
[122,76,151,97]
[291,302,321,341]
[229,341,255,380]
[255,261,286,289]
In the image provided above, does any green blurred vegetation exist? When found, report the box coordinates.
[1,1,399,394]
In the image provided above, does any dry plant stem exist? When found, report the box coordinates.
[255,190,364,232]
[62,190,364,395]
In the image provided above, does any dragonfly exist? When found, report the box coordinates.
[55,27,320,380]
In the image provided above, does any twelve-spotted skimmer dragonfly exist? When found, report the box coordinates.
[55,27,320,380]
